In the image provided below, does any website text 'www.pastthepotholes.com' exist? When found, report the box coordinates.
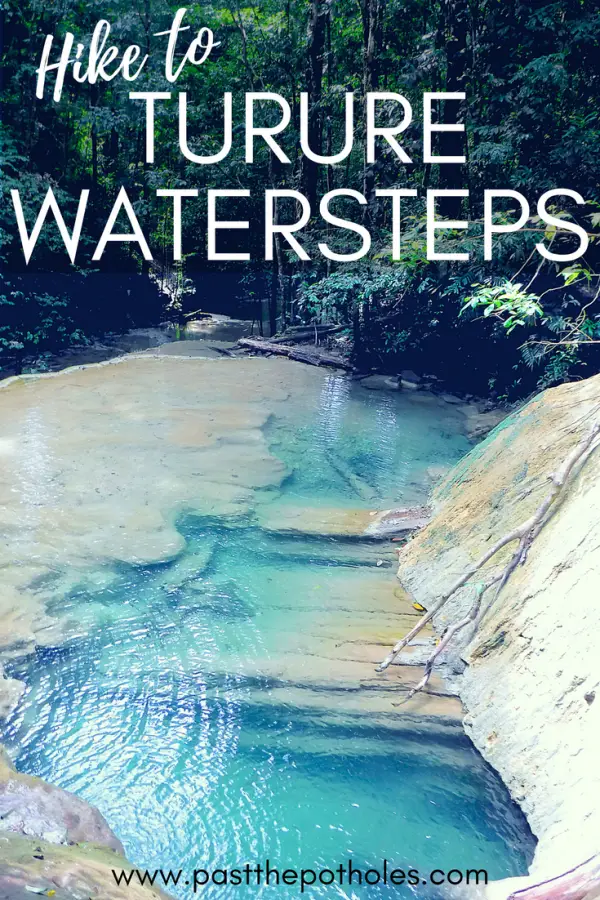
[112,861,488,892]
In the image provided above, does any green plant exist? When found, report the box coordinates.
[461,283,544,334]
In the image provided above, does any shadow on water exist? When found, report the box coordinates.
[4,518,535,898]
[1,371,535,898]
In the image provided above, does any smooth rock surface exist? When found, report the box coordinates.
[0,747,122,850]
[395,373,600,882]
[0,748,171,897]
[0,832,170,900]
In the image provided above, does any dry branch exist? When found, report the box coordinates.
[376,421,600,686]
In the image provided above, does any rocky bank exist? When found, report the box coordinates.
[393,374,600,896]
[0,746,168,900]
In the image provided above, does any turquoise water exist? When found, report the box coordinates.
[1,368,534,896]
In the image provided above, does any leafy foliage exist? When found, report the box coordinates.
[1,0,599,393]
[461,284,544,334]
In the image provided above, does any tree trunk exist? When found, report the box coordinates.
[90,85,99,186]
[362,0,385,219]
[302,0,328,210]
[437,0,468,219]
[269,266,278,337]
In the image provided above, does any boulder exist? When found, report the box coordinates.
[0,755,172,900]
[464,407,510,441]
[359,374,400,391]
[398,371,600,878]
[364,505,432,538]
[400,369,421,383]
[0,748,123,851]
[439,392,463,405]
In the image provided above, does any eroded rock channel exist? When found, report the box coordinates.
[0,355,534,897]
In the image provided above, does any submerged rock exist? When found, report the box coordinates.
[439,392,463,405]
[463,407,510,441]
[256,504,375,536]
[0,668,25,720]
[426,463,452,485]
[258,503,431,538]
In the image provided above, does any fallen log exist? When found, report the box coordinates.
[236,337,354,371]
[325,450,378,503]
[269,325,346,344]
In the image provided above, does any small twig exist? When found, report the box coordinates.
[400,581,499,702]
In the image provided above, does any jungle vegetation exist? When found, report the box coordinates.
[1,0,599,397]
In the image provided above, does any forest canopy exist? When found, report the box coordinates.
[1,0,599,397]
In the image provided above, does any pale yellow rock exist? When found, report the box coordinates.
[0,587,59,658]
[0,667,25,719]
[257,504,375,536]
[0,357,294,576]
[397,373,600,880]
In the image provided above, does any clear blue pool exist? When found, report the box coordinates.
[1,362,535,897]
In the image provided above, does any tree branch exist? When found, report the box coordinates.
[376,421,600,684]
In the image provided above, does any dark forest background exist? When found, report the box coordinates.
[1,0,599,397]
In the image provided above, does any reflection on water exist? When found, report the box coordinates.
[265,371,469,510]
[0,358,535,897]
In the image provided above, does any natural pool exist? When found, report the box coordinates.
[0,356,535,896]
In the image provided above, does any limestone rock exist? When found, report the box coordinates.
[0,832,171,900]
[0,748,123,851]
[365,505,431,537]
[0,667,25,720]
[0,588,60,660]
[397,372,600,880]
[359,374,400,391]
[257,504,375,536]
[257,503,431,539]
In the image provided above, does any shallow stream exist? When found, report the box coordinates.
[0,356,535,896]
